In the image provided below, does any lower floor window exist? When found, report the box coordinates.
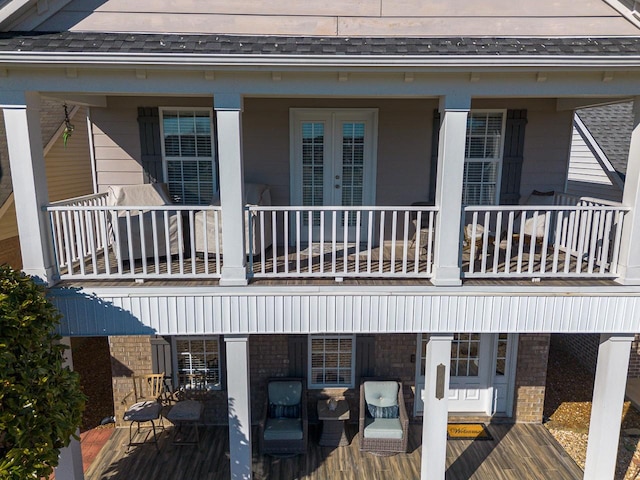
[309,335,355,389]
[173,336,221,391]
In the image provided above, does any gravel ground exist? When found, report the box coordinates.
[544,337,640,479]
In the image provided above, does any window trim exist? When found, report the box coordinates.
[308,334,356,389]
[171,335,222,392]
[463,109,507,206]
[158,107,217,205]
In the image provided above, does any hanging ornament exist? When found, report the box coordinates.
[63,103,74,146]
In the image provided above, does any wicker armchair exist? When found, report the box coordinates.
[359,380,409,456]
[259,377,308,456]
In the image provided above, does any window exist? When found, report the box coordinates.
[450,333,480,377]
[308,335,355,388]
[495,333,509,376]
[160,109,217,205]
[173,336,221,391]
[463,111,505,205]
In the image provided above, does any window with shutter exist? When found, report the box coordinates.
[463,111,506,206]
[308,334,355,388]
[160,109,217,204]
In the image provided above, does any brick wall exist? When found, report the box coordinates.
[0,235,22,269]
[629,336,640,378]
[110,335,154,426]
[513,333,550,423]
[554,333,599,374]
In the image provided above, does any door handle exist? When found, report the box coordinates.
[335,185,340,189]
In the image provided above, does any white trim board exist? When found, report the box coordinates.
[51,288,640,336]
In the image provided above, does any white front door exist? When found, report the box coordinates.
[290,109,378,242]
[414,333,518,416]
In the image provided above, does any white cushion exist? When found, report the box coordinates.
[363,381,399,408]
[363,418,403,439]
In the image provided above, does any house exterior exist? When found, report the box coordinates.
[2,2,640,479]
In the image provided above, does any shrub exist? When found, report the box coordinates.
[0,265,85,479]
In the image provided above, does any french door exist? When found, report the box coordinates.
[290,108,378,243]
[414,333,518,416]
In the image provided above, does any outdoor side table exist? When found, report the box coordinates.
[167,400,203,446]
[317,399,350,447]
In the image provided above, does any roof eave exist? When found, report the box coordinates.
[1,52,640,69]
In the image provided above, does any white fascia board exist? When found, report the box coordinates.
[50,283,640,298]
[1,52,640,70]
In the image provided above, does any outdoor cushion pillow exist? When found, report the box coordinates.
[367,404,399,419]
[269,402,300,419]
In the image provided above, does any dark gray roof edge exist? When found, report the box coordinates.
[2,32,640,56]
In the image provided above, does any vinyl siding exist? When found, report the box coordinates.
[91,96,573,207]
[12,0,640,36]
[566,125,624,202]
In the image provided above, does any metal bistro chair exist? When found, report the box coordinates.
[122,373,166,451]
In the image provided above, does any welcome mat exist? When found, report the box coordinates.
[447,423,492,440]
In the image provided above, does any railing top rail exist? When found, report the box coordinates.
[463,204,630,212]
[575,196,624,207]
[45,204,223,212]
[46,192,109,206]
[247,205,439,212]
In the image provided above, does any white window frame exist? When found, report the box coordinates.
[159,107,217,205]
[308,334,356,389]
[463,109,507,206]
[171,335,222,392]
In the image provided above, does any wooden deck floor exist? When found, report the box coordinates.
[85,423,582,480]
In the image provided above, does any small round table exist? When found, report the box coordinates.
[317,399,350,447]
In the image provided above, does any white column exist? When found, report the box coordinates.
[420,333,453,480]
[432,95,470,286]
[215,93,248,286]
[55,337,84,480]
[225,335,252,480]
[584,333,634,480]
[617,97,640,285]
[1,91,56,284]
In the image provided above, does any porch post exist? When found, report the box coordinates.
[432,94,470,286]
[584,333,633,480]
[617,96,640,285]
[214,93,248,286]
[224,335,252,480]
[420,333,453,480]
[54,337,84,480]
[1,91,56,284]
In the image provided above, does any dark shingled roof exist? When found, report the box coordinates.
[577,102,633,180]
[1,32,640,56]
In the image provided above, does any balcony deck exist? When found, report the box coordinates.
[85,423,582,480]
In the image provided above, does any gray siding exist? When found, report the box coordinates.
[12,0,640,36]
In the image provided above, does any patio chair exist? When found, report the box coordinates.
[520,190,556,241]
[107,183,182,262]
[259,377,308,456]
[194,183,273,257]
[359,380,409,456]
[122,373,166,451]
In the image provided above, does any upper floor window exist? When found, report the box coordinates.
[160,108,217,205]
[463,111,505,205]
[173,336,221,391]
[308,334,355,389]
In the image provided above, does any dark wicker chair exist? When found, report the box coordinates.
[359,380,409,456]
[259,377,308,456]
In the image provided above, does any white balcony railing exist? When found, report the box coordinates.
[462,198,630,278]
[46,199,223,279]
[247,206,438,279]
[45,194,630,282]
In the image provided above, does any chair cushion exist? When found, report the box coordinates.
[367,404,399,419]
[263,418,303,441]
[363,418,404,439]
[269,403,300,419]
[268,380,302,406]
[123,401,161,422]
[364,381,399,408]
[167,400,203,422]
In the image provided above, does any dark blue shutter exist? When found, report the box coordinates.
[428,110,441,203]
[137,107,163,184]
[288,335,308,378]
[500,109,528,205]
[356,335,375,386]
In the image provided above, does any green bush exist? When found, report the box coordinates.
[0,265,85,479]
